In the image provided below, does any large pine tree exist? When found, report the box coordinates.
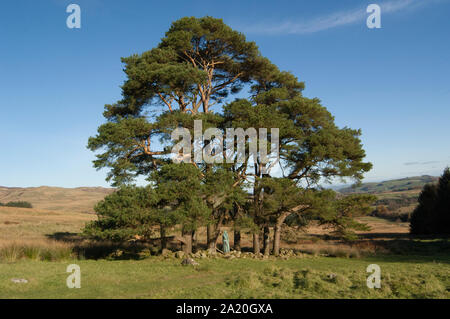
[86,16,373,254]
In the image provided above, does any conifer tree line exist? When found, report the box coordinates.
[84,17,375,255]
[410,168,450,235]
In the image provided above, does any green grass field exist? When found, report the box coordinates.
[1,203,449,299]
[1,254,449,299]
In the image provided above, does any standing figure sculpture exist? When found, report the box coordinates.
[222,230,230,253]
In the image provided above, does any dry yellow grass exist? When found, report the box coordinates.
[189,217,408,255]
[303,217,409,237]
[0,204,411,260]
[0,185,411,249]
[0,206,95,262]
[0,239,73,262]
[0,186,113,213]
[0,206,94,242]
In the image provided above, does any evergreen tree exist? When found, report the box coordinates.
[435,168,450,234]
[86,16,373,254]
[410,168,450,235]
[83,186,160,241]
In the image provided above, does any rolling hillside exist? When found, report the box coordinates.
[0,186,114,213]
[339,175,438,194]
[0,175,439,216]
[338,175,440,222]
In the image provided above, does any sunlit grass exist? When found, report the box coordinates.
[0,255,448,298]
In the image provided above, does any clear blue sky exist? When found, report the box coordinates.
[1,0,449,187]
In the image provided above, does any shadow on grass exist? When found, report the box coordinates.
[45,230,450,263]
[373,238,450,260]
[355,233,450,264]
[358,232,411,240]
[297,232,450,263]
[46,232,161,260]
[46,232,83,243]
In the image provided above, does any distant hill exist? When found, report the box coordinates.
[0,176,439,215]
[339,175,438,194]
[0,186,114,213]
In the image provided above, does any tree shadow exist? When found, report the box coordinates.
[46,231,161,260]
[295,232,450,263]
[46,232,83,243]
[376,238,450,257]
[357,232,411,240]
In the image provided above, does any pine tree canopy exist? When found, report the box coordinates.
[86,16,374,252]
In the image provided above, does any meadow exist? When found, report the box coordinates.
[0,205,449,299]
[0,186,113,213]
[1,254,449,298]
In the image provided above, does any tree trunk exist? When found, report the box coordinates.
[192,230,197,253]
[252,162,261,255]
[207,215,224,252]
[160,224,167,250]
[207,224,216,250]
[273,212,290,256]
[263,226,271,255]
[253,232,260,254]
[273,225,281,256]
[181,229,193,254]
[233,230,241,251]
